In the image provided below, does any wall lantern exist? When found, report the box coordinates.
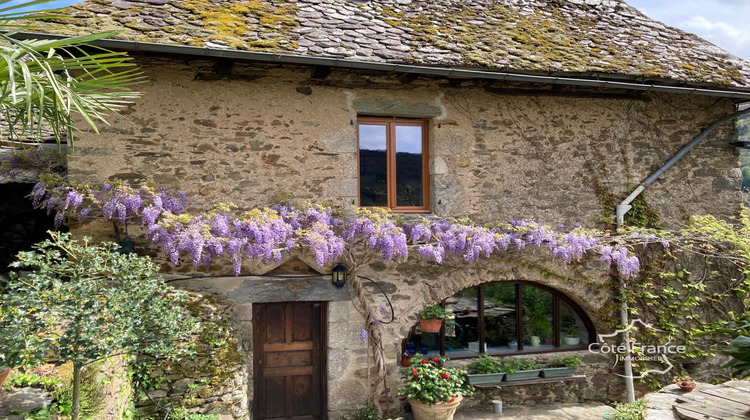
[331,263,348,288]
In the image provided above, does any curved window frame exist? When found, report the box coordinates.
[406,281,596,358]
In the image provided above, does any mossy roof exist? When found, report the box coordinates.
[25,0,750,90]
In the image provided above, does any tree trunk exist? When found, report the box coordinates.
[72,363,81,420]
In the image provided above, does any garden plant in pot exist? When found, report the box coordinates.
[541,355,583,378]
[502,358,543,381]
[562,323,580,345]
[673,373,697,392]
[398,356,474,420]
[419,303,449,333]
[465,354,506,384]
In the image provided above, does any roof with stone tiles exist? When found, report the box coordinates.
[25,0,750,90]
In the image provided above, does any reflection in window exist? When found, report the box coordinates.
[484,283,516,350]
[394,125,423,207]
[357,117,429,211]
[358,124,387,207]
[403,282,594,359]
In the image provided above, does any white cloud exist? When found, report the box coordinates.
[627,0,750,61]
[679,16,750,60]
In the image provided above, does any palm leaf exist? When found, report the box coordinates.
[0,1,143,150]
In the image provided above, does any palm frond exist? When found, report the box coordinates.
[0,1,143,150]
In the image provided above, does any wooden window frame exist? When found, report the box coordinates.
[356,116,431,213]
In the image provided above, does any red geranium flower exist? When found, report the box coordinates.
[421,359,429,364]
[442,373,450,379]
[450,397,456,403]
[412,369,418,376]
[433,357,439,362]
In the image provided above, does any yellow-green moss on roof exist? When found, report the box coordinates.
[27,0,750,90]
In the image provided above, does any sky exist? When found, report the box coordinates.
[628,0,750,61]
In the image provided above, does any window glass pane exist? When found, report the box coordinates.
[445,288,480,357]
[483,283,518,353]
[359,124,387,206]
[522,285,554,350]
[394,125,423,207]
[560,300,589,347]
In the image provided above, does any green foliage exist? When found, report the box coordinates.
[0,0,143,149]
[467,355,505,374]
[710,308,750,379]
[0,232,198,420]
[624,195,660,229]
[168,407,221,420]
[468,355,581,373]
[3,371,61,391]
[10,407,55,420]
[554,355,583,368]
[0,231,197,369]
[128,360,165,393]
[418,303,449,320]
[398,356,474,404]
[352,405,379,420]
[500,358,541,374]
[128,295,243,415]
[607,399,647,420]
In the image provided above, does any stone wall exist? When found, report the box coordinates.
[65,54,745,418]
[132,294,249,419]
[69,54,741,231]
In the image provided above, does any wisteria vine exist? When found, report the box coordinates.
[30,179,645,277]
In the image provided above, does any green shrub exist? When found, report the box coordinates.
[168,407,221,420]
[4,371,61,391]
[608,399,646,420]
[501,358,541,373]
[419,303,448,320]
[467,355,504,374]
[352,405,379,420]
[555,355,583,368]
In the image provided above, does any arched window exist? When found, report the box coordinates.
[404,282,595,358]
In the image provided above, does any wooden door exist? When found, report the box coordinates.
[253,302,325,420]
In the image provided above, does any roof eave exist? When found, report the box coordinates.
[12,32,750,101]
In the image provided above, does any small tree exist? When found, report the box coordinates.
[0,232,197,420]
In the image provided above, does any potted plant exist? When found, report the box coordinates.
[0,367,10,387]
[502,358,542,381]
[398,356,474,420]
[562,323,580,345]
[465,355,506,384]
[541,355,583,378]
[419,303,449,333]
[673,372,697,392]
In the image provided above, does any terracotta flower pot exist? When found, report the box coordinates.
[419,317,444,333]
[0,368,11,387]
[409,395,463,420]
[677,382,697,392]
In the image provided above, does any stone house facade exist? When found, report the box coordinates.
[18,0,750,418]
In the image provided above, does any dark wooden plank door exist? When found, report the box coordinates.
[254,302,325,420]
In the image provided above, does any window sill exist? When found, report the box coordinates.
[359,206,431,214]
